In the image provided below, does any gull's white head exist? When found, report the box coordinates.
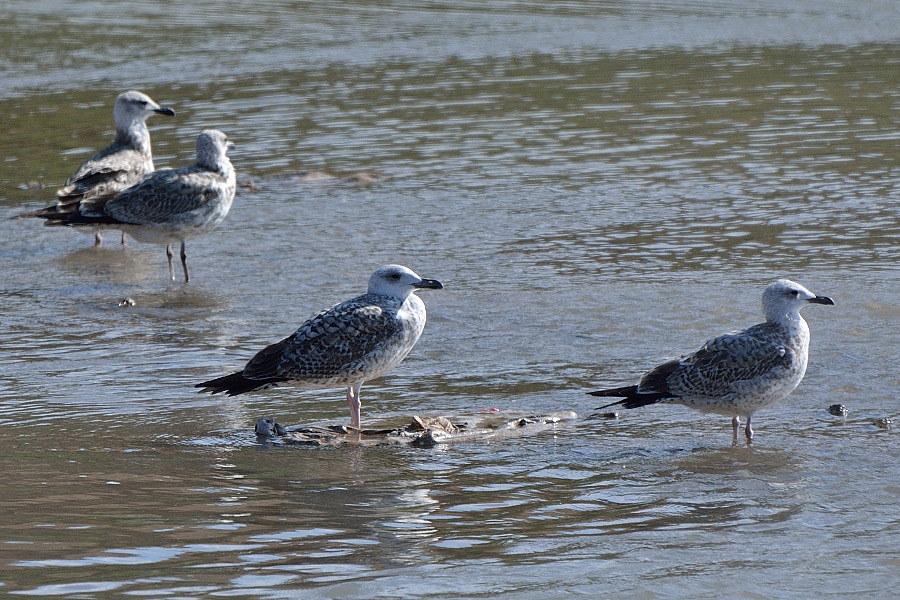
[195,129,234,171]
[113,90,175,128]
[762,279,834,322]
[367,264,443,298]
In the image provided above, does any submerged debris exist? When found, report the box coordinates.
[255,417,286,437]
[236,174,258,191]
[18,181,46,191]
[588,411,619,420]
[252,411,577,448]
[344,171,379,184]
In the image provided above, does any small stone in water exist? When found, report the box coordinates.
[827,404,848,417]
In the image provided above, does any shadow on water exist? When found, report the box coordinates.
[55,245,165,285]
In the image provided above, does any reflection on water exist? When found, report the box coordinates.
[1,0,900,597]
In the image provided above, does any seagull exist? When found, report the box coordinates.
[197,265,443,429]
[588,279,834,441]
[35,129,236,282]
[18,90,175,246]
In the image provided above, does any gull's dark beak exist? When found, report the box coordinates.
[413,278,443,290]
[155,106,176,117]
[807,295,834,305]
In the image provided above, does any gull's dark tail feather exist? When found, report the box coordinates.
[196,371,289,396]
[15,192,84,219]
[15,190,120,225]
[12,209,42,219]
[13,204,69,220]
[587,385,668,410]
[15,205,120,227]
[42,210,118,227]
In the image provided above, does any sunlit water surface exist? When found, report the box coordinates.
[1,1,899,597]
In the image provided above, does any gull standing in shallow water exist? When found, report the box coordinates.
[588,279,834,441]
[34,129,236,282]
[19,90,176,246]
[197,265,443,429]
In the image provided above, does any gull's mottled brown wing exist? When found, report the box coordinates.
[102,168,221,225]
[242,295,402,383]
[58,147,150,207]
[651,322,792,399]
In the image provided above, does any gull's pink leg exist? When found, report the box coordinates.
[94,232,103,246]
[165,244,175,280]
[346,383,362,429]
[732,416,740,442]
[745,415,754,442]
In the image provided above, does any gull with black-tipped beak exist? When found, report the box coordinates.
[33,129,236,282]
[19,90,175,246]
[197,265,443,429]
[589,279,834,441]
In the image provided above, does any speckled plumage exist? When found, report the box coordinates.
[19,90,175,245]
[590,279,834,440]
[34,129,235,281]
[197,265,444,428]
[245,293,425,386]
[105,136,236,243]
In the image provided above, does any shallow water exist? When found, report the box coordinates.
[2,1,900,597]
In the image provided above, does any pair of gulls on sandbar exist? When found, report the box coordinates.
[20,91,236,282]
[196,273,831,442]
[20,92,833,441]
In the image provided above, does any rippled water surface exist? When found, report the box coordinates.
[2,1,900,597]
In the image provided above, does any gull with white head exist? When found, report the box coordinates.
[589,279,834,441]
[19,90,176,245]
[35,129,236,282]
[197,265,444,429]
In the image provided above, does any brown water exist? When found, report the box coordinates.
[2,1,900,597]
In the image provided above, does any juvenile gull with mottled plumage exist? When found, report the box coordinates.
[197,265,443,429]
[35,129,236,282]
[589,279,833,441]
[19,90,175,246]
